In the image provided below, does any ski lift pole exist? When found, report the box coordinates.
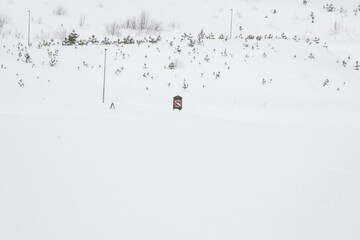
[102,49,107,103]
[230,9,233,39]
[27,10,31,47]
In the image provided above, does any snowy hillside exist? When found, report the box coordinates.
[1,0,360,239]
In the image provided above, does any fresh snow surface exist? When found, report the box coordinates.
[1,0,360,239]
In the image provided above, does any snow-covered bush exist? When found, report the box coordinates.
[310,12,315,23]
[62,30,79,45]
[119,11,162,33]
[197,29,205,44]
[354,5,360,16]
[354,61,360,71]
[182,79,189,90]
[79,15,86,28]
[49,50,59,67]
[18,79,24,87]
[168,58,182,69]
[342,60,347,67]
[105,21,122,37]
[121,35,134,44]
[323,3,336,12]
[167,21,180,29]
[101,37,111,45]
[53,6,68,16]
[122,17,137,29]
[330,21,342,35]
[24,52,31,63]
[88,35,99,44]
[53,28,67,40]
[148,36,161,44]
[138,11,162,32]
[204,55,210,62]
[0,13,9,33]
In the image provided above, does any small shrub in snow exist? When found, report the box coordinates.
[354,5,360,16]
[182,79,189,90]
[213,71,221,79]
[168,62,175,69]
[148,36,161,44]
[101,37,111,45]
[62,30,79,45]
[188,38,196,47]
[18,79,24,87]
[24,52,31,63]
[181,32,193,41]
[53,6,68,16]
[77,39,88,46]
[197,29,205,44]
[206,32,215,39]
[121,35,134,44]
[354,61,360,70]
[323,79,329,86]
[88,35,99,44]
[48,50,59,67]
[175,45,181,53]
[308,53,315,59]
[168,58,182,69]
[245,35,255,40]
[310,12,315,23]
[339,8,347,16]
[323,3,336,12]
[221,49,228,57]
[204,55,210,62]
[266,33,274,39]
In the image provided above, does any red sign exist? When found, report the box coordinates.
[173,96,182,110]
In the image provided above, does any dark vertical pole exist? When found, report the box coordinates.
[102,49,107,103]
[27,10,30,47]
[230,9,233,39]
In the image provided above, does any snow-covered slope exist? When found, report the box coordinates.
[1,0,360,239]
